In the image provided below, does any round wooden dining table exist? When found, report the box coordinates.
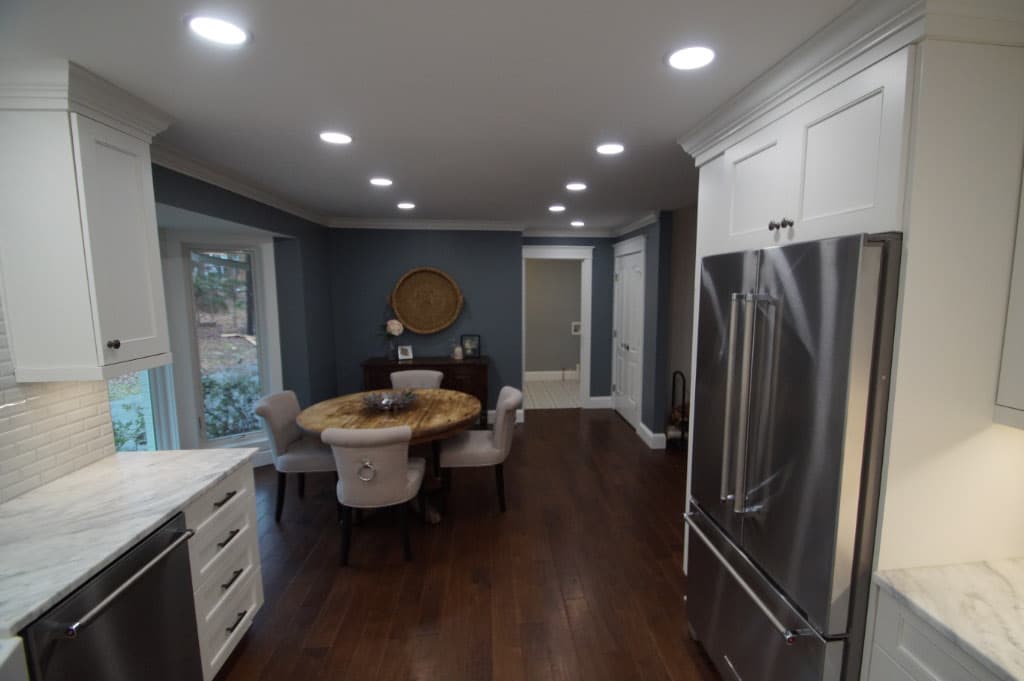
[296,388,481,445]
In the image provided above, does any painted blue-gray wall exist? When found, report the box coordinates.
[615,212,673,434]
[329,229,522,409]
[151,166,337,406]
[522,237,614,396]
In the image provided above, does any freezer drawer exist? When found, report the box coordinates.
[686,507,843,681]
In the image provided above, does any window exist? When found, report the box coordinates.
[107,370,158,451]
[188,248,263,442]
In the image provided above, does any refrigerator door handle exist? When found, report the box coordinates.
[685,513,819,646]
[733,294,756,513]
[720,294,743,502]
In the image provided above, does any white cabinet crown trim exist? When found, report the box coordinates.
[0,60,171,142]
[679,0,1024,167]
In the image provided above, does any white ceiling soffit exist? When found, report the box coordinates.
[0,0,857,233]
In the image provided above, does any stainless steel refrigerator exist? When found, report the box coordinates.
[685,233,901,681]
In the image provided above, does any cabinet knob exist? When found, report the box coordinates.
[768,220,780,231]
[780,218,794,229]
[106,339,121,350]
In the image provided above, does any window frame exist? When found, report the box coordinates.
[157,229,283,458]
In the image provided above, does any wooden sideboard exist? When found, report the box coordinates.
[362,356,489,425]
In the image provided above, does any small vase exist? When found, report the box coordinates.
[386,339,397,359]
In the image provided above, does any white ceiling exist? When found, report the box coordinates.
[0,0,855,232]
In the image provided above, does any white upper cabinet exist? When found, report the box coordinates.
[0,61,172,381]
[996,178,1024,428]
[694,47,912,256]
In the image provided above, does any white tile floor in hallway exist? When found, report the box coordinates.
[523,379,580,409]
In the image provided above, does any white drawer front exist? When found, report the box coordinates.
[198,568,263,681]
[194,520,257,621]
[185,464,253,533]
[189,494,254,588]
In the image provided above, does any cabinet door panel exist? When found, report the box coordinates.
[72,114,169,364]
[725,121,796,237]
[793,47,911,239]
[802,91,884,220]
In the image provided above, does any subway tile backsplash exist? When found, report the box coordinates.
[0,295,115,503]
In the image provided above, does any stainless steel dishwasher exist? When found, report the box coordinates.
[21,513,202,681]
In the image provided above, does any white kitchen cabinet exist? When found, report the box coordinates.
[696,47,911,256]
[995,175,1024,428]
[184,463,264,681]
[0,109,170,381]
[866,587,1001,681]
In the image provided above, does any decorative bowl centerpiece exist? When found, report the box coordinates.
[362,390,417,412]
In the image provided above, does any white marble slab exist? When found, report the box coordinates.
[0,448,255,637]
[876,559,1024,681]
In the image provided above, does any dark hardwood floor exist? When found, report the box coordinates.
[216,409,719,681]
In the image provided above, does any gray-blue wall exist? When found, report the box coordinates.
[615,212,673,434]
[151,166,337,406]
[329,229,522,409]
[522,237,614,395]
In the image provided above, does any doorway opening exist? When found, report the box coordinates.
[521,246,594,409]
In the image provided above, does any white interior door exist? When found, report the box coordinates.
[613,248,644,428]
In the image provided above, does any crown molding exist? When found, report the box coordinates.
[327,217,524,232]
[612,212,659,238]
[679,0,1024,165]
[523,228,614,238]
[150,144,329,225]
[0,59,172,142]
[679,0,926,164]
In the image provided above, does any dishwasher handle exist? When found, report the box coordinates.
[63,529,195,639]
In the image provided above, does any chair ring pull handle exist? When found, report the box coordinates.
[357,461,376,482]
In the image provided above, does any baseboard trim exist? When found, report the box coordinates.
[488,408,526,424]
[524,370,579,381]
[582,396,613,409]
[638,422,667,450]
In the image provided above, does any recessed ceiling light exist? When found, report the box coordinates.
[188,16,249,46]
[668,46,715,70]
[397,202,415,210]
[319,131,352,145]
[549,204,566,213]
[566,182,587,192]
[596,143,624,155]
[370,177,393,187]
[571,220,585,228]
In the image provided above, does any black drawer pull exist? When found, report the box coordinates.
[213,490,237,508]
[217,529,241,549]
[221,568,245,591]
[226,610,248,634]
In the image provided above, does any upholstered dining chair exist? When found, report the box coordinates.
[321,425,426,565]
[254,391,336,523]
[390,369,444,389]
[440,386,523,512]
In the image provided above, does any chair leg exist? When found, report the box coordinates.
[339,505,352,566]
[441,468,452,513]
[298,472,306,499]
[495,463,507,513]
[417,485,427,526]
[275,472,286,523]
[431,441,441,476]
[399,502,413,562]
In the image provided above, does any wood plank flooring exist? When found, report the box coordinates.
[216,409,719,681]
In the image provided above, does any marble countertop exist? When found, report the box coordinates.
[0,448,255,637]
[875,559,1024,681]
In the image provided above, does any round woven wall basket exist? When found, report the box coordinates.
[390,267,464,334]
